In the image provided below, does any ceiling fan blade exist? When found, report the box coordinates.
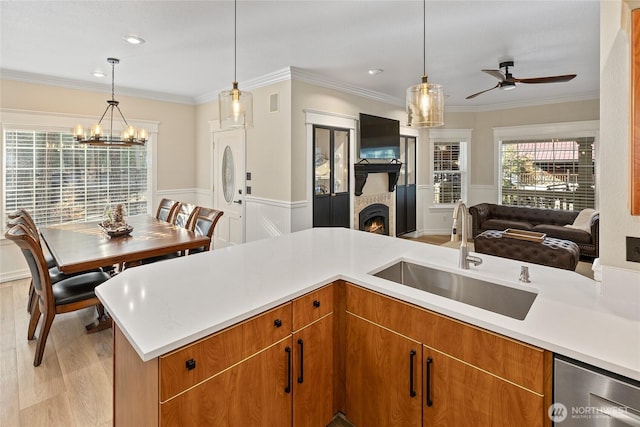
[514,74,577,84]
[465,83,500,100]
[481,69,506,81]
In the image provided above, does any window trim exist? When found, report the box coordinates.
[1,108,159,231]
[429,128,472,209]
[493,120,600,209]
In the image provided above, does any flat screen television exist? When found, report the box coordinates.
[359,113,400,160]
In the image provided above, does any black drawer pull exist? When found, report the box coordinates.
[426,357,433,407]
[313,300,320,308]
[274,319,282,328]
[285,346,292,393]
[409,350,417,397]
[186,358,196,371]
[297,339,304,383]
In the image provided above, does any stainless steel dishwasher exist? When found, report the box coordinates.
[554,355,640,426]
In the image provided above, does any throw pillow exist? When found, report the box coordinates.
[564,208,598,233]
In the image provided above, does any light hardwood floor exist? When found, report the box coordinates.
[0,278,113,427]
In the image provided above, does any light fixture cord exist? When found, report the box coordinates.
[234,0,237,82]
[423,0,426,76]
[111,60,116,101]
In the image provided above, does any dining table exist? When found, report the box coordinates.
[39,214,211,332]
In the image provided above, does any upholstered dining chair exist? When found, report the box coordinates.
[173,203,198,229]
[7,209,56,269]
[188,207,224,254]
[7,214,105,313]
[5,224,112,366]
[156,198,180,223]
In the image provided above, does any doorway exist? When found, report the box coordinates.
[396,134,417,235]
[313,125,350,228]
[213,128,246,248]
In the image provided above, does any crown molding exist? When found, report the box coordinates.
[289,66,405,107]
[194,66,405,107]
[2,67,599,113]
[446,91,600,113]
[194,67,294,104]
[0,68,196,105]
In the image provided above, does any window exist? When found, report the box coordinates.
[430,129,471,206]
[496,122,598,211]
[2,111,154,228]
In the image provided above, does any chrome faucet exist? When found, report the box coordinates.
[452,200,483,270]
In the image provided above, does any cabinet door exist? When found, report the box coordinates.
[345,313,422,427]
[160,338,292,427]
[293,314,334,427]
[423,345,544,427]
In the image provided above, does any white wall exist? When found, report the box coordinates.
[599,0,640,271]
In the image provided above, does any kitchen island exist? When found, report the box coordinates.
[96,227,640,425]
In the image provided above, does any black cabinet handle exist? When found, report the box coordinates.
[426,357,433,407]
[313,300,320,308]
[185,358,196,371]
[297,339,304,383]
[409,350,417,397]
[274,319,282,328]
[285,346,292,393]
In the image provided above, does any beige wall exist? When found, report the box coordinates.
[0,79,197,191]
[599,0,640,270]
[195,80,293,201]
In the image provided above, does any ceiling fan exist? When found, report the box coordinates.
[465,60,577,100]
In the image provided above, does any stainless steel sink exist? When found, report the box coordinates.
[372,261,537,320]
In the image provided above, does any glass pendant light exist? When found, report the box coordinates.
[406,0,444,128]
[218,0,253,129]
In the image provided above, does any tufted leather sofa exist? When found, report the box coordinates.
[469,203,599,258]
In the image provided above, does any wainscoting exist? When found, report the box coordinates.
[244,196,308,242]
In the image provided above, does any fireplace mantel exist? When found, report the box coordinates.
[354,161,402,196]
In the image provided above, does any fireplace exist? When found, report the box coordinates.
[359,204,390,235]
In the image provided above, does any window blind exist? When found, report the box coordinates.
[499,137,595,210]
[433,141,462,204]
[4,129,148,227]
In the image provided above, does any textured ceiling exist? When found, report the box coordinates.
[0,0,600,108]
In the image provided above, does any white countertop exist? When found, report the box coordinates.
[96,228,640,381]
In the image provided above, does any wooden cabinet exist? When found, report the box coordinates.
[345,312,422,427]
[292,285,335,427]
[160,338,292,426]
[114,281,551,427]
[114,303,292,427]
[423,345,546,427]
[344,283,551,427]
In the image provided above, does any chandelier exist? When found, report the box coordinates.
[74,58,148,146]
[218,0,253,129]
[406,0,444,128]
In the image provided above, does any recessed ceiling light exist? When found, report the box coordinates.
[122,34,145,45]
[92,70,105,78]
[368,69,383,75]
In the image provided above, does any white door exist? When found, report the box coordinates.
[213,128,245,248]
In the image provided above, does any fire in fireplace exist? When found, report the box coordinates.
[359,204,389,236]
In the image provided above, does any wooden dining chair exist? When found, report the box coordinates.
[156,198,180,223]
[7,215,105,314]
[188,207,224,254]
[173,203,198,229]
[7,209,56,269]
[5,224,112,366]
